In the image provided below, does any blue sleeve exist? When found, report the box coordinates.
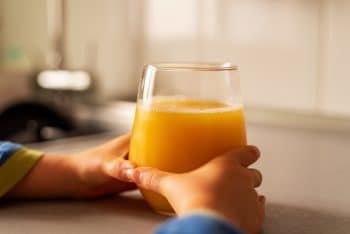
[0,141,22,165]
[155,214,243,234]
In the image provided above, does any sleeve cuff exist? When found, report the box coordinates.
[183,209,236,225]
[155,213,242,234]
[0,147,43,197]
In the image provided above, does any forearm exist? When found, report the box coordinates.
[6,155,81,199]
[1,136,135,200]
[0,144,43,197]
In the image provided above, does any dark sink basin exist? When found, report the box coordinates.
[0,101,109,144]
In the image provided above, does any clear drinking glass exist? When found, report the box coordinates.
[129,63,247,215]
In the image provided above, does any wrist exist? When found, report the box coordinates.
[54,155,85,197]
[8,154,85,199]
[58,155,96,198]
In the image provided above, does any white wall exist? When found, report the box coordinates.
[142,0,319,112]
[319,0,350,117]
[0,0,3,50]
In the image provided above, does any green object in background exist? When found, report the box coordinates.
[5,47,23,61]
[0,46,32,71]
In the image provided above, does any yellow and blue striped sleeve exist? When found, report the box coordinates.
[0,141,43,197]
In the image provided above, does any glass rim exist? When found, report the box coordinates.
[147,62,237,71]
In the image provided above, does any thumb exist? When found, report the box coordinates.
[105,159,172,194]
[104,158,136,181]
[130,167,171,194]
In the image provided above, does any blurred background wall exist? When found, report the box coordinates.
[1,0,349,116]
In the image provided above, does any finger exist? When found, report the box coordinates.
[258,195,266,221]
[72,180,137,199]
[248,168,262,187]
[230,145,260,167]
[103,158,136,182]
[131,167,171,194]
[99,134,131,155]
[100,179,137,193]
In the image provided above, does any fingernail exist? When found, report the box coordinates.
[123,168,134,181]
[248,146,260,156]
[105,160,135,178]
[121,161,135,169]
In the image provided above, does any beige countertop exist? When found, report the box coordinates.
[1,102,350,234]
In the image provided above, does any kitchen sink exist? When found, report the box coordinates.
[0,101,135,144]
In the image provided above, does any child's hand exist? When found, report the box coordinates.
[8,134,136,199]
[111,146,265,234]
[65,134,136,198]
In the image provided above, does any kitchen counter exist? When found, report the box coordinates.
[1,102,350,234]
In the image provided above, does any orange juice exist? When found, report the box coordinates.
[129,99,247,214]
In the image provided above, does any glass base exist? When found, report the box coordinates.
[140,189,175,216]
[154,209,176,216]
